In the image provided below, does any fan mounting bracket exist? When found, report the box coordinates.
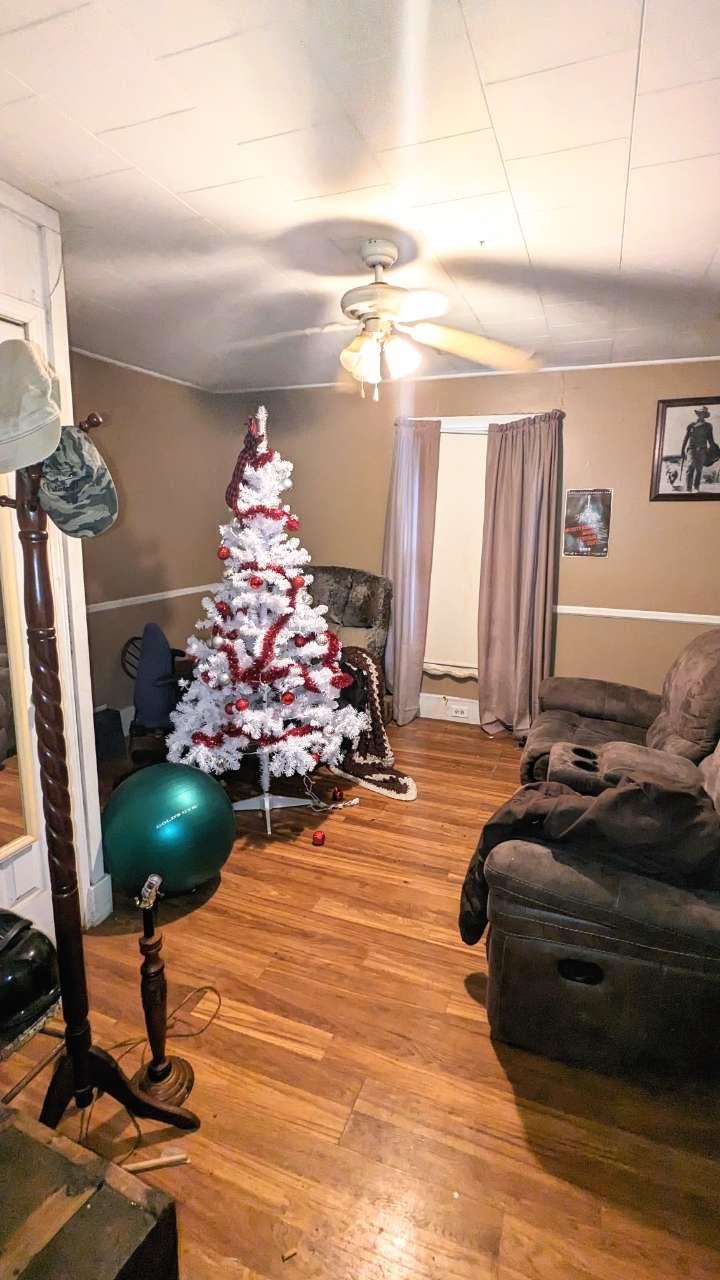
[360,238,399,271]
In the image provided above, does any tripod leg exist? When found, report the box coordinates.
[88,1047,200,1131]
[39,1053,75,1129]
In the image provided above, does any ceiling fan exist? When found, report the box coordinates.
[336,238,540,399]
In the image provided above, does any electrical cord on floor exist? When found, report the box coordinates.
[77,984,222,1165]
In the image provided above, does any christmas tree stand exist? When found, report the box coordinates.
[232,753,319,836]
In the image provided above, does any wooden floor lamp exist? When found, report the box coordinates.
[1,462,199,1132]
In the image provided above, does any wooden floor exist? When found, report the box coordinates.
[0,756,26,846]
[3,720,720,1278]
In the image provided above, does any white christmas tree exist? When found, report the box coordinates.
[167,407,366,786]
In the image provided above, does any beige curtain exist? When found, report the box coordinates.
[382,417,441,725]
[477,410,563,737]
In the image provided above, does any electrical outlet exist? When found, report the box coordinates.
[451,704,469,719]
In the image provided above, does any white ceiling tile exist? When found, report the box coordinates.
[507,138,629,216]
[52,168,194,225]
[544,301,616,328]
[0,5,198,133]
[157,26,338,143]
[455,278,546,324]
[611,325,720,361]
[544,337,614,364]
[486,52,636,160]
[324,36,490,150]
[97,108,261,193]
[306,0,467,68]
[640,0,720,93]
[103,0,306,60]
[0,1,79,36]
[407,191,528,264]
[622,153,720,274]
[463,0,641,84]
[233,122,381,201]
[522,201,623,271]
[0,95,127,187]
[0,68,32,107]
[632,79,720,168]
[379,131,505,204]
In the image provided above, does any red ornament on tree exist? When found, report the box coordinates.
[281,691,295,705]
[224,702,235,715]
[191,732,204,744]
[291,575,304,589]
[250,575,263,588]
[294,635,306,647]
[217,601,231,619]
[312,830,326,847]
[236,697,249,711]
[217,546,230,561]
[286,515,300,532]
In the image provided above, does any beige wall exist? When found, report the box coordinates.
[72,352,720,707]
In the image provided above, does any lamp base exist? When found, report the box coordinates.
[132,1056,195,1109]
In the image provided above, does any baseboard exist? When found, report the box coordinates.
[85,873,113,926]
[419,692,480,725]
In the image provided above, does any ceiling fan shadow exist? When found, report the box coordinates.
[265,219,419,277]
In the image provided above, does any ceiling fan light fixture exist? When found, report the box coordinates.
[383,332,421,380]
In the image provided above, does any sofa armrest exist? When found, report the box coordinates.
[538,676,661,729]
[484,840,720,956]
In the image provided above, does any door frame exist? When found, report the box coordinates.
[0,277,110,930]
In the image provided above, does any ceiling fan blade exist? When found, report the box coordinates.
[441,255,720,316]
[400,322,541,372]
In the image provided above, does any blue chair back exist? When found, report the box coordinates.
[134,623,178,730]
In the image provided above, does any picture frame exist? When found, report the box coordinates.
[650,397,720,501]
[562,488,612,557]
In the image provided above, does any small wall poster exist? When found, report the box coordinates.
[563,489,612,557]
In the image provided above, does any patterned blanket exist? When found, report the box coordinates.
[332,646,416,801]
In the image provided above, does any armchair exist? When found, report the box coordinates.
[482,837,720,1075]
[310,566,392,666]
[521,627,720,783]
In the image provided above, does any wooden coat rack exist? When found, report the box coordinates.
[1,443,198,1132]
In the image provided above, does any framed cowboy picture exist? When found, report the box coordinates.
[650,397,720,500]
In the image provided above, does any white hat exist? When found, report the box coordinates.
[0,339,62,474]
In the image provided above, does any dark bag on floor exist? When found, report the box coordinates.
[0,910,60,1045]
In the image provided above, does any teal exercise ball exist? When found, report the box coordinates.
[102,763,235,895]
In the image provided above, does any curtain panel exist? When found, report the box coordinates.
[382,417,441,726]
[477,410,563,737]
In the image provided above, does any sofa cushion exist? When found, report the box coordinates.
[521,708,645,783]
[646,627,720,760]
[484,840,720,960]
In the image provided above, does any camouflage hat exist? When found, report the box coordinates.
[39,425,117,538]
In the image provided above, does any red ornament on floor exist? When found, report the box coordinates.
[281,691,295,705]
[312,830,325,847]
[331,786,344,802]
[249,575,263,588]
[217,546,230,560]
[235,697,249,711]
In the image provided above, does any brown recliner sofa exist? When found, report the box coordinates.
[521,627,720,783]
[460,738,720,1075]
